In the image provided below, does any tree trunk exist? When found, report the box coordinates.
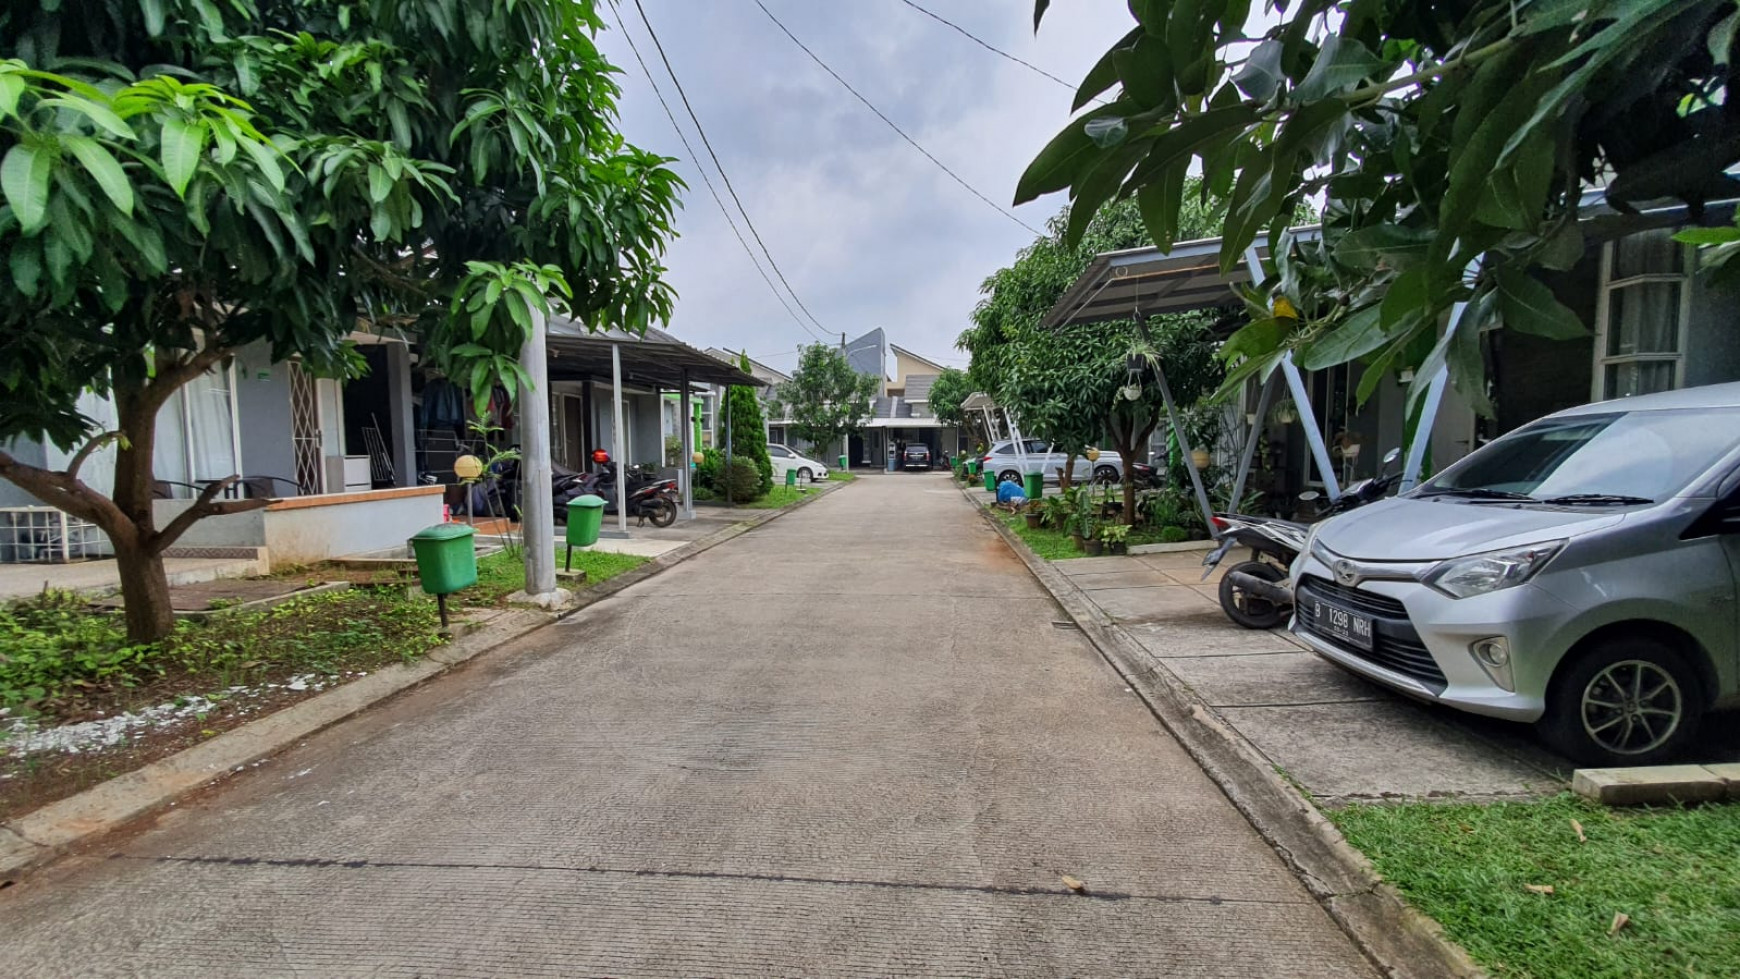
[114,536,175,641]
[1118,447,1138,525]
[1060,455,1076,492]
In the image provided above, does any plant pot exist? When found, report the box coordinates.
[1024,513,1043,530]
[1069,533,1084,551]
[1190,449,1211,469]
[1107,541,1127,555]
[1082,539,1105,556]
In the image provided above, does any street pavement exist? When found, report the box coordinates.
[0,474,1373,977]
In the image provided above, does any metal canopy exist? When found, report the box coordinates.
[545,318,763,389]
[1042,227,1322,330]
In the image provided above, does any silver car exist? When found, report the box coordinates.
[981,439,1127,486]
[1291,382,1740,765]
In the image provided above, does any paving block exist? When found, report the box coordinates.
[1702,762,1740,799]
[1571,765,1728,805]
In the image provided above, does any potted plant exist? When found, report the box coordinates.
[1099,523,1131,555]
[1069,487,1098,551]
[1023,500,1044,530]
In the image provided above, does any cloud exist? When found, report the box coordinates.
[597,1,1137,373]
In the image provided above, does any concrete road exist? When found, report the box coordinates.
[0,475,1373,977]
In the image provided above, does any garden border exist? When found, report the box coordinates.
[0,479,847,884]
[962,479,1484,979]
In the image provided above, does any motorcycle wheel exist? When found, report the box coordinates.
[646,498,677,528]
[1219,560,1288,630]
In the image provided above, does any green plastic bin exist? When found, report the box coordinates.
[967,459,980,476]
[785,468,798,488]
[410,523,478,595]
[983,469,997,492]
[1023,472,1043,501]
[838,454,849,471]
[566,494,606,548]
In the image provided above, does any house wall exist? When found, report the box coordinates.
[156,486,443,567]
[1494,263,1600,434]
[0,438,51,507]
[1686,273,1740,388]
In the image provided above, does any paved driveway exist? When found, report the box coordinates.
[0,474,1371,977]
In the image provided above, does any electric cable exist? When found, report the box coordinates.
[895,0,1101,102]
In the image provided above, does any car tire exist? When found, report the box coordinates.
[1537,636,1705,766]
[797,468,813,483]
[1093,465,1119,485]
[1218,561,1288,630]
[997,469,1022,485]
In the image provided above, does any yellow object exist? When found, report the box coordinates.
[453,454,484,480]
[1085,447,1101,462]
[692,451,705,464]
[1272,295,1299,320]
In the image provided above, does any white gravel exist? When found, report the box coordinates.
[1,671,372,761]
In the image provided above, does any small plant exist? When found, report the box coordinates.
[1099,524,1131,543]
[1158,525,1190,543]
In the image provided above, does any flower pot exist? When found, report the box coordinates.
[1190,448,1211,469]
[1069,533,1084,551]
[1107,541,1127,555]
[1024,513,1043,530]
[1082,539,1104,556]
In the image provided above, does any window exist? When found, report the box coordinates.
[768,446,791,458]
[1594,230,1692,400]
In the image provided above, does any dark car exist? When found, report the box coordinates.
[901,444,933,471]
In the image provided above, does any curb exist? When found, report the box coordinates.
[0,480,848,884]
[965,485,1484,979]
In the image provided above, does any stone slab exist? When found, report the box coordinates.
[1571,765,1730,806]
[1220,700,1556,802]
[1125,616,1303,657]
[1705,762,1740,798]
[1069,569,1178,591]
[1054,555,1149,576]
[1084,584,1217,624]
[0,826,46,880]
[1162,652,1392,708]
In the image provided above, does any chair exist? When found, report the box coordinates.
[239,475,305,499]
[152,479,202,500]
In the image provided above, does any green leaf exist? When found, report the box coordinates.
[10,242,41,296]
[0,73,23,118]
[1231,39,1285,103]
[1298,305,1387,370]
[160,116,205,198]
[1074,27,1140,110]
[368,163,392,203]
[141,0,166,36]
[1,142,52,234]
[1673,225,1740,246]
[1015,103,1131,204]
[1334,224,1434,270]
[238,137,285,193]
[62,136,134,216]
[1292,35,1383,102]
[1495,266,1587,340]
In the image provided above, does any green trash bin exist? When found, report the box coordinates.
[409,523,477,626]
[564,494,607,571]
[983,469,997,492]
[838,454,849,472]
[1023,472,1043,501]
[785,468,798,488]
[967,459,980,476]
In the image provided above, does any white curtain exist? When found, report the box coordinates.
[184,367,238,482]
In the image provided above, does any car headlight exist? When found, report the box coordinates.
[1422,541,1565,599]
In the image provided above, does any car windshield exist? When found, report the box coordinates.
[1418,407,1740,503]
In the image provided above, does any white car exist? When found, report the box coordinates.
[767,443,829,482]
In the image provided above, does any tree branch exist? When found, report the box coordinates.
[0,448,137,548]
[150,475,269,554]
[66,431,123,481]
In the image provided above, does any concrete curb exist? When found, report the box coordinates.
[0,480,848,884]
[967,487,1484,979]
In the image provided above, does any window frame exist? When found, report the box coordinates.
[1591,235,1695,401]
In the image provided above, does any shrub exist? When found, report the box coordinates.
[720,457,764,502]
[695,447,724,492]
[1158,525,1189,543]
[0,591,151,710]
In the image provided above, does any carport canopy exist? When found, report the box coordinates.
[545,318,763,389]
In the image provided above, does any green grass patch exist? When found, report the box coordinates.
[462,548,647,605]
[1000,511,1081,561]
[827,471,856,482]
[0,587,442,721]
[734,485,811,509]
[1330,794,1740,979]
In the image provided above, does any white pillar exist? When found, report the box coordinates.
[611,343,628,535]
[519,308,557,598]
[679,370,694,519]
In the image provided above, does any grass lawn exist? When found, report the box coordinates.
[463,548,647,605]
[1330,794,1740,979]
[1001,511,1080,561]
[827,471,856,482]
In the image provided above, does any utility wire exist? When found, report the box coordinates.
[895,0,1099,102]
[605,1,821,342]
[628,0,835,341]
[752,0,1042,236]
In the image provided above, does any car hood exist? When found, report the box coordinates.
[1314,497,1628,561]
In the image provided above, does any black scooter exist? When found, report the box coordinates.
[574,454,680,528]
[1205,448,1401,629]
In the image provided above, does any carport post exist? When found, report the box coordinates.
[680,369,694,518]
[611,342,628,534]
[1228,371,1278,513]
[519,307,557,598]
[1153,355,1218,538]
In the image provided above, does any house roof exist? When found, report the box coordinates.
[889,344,948,374]
[902,373,937,403]
[545,319,763,389]
[704,347,790,385]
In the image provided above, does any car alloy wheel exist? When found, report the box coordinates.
[797,468,812,482]
[1093,465,1118,485]
[1580,659,1684,757]
[997,470,1022,485]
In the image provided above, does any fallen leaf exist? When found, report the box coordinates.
[1524,884,1555,895]
[1571,818,1586,844]
[1060,874,1086,893]
[1610,912,1631,935]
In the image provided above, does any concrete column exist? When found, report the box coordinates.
[519,308,557,600]
[384,342,416,487]
[611,344,628,535]
[679,370,694,519]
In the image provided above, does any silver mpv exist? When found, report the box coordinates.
[1291,382,1740,765]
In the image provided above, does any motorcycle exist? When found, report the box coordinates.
[1204,448,1402,629]
[574,451,680,528]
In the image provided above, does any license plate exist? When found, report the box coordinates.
[1312,598,1374,651]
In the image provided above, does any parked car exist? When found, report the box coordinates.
[766,443,829,483]
[1290,382,1740,765]
[980,440,1150,486]
[902,444,933,471]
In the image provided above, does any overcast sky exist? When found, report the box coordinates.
[594,1,1140,376]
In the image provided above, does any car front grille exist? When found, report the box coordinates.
[1297,576,1447,693]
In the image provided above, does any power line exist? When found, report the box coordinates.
[627,0,835,341]
[752,0,1042,236]
[895,0,1097,101]
[604,1,822,342]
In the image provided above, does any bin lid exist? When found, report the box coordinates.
[568,494,607,508]
[410,522,477,541]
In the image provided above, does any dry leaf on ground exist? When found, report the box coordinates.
[1524,884,1555,895]
[1571,818,1586,843]
[1610,912,1631,935]
[1060,874,1085,892]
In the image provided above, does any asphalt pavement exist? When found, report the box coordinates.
[0,474,1373,977]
